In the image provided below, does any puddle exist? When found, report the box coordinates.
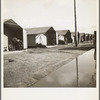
[8,59,15,62]
[33,49,96,87]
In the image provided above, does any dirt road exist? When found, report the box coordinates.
[4,42,95,87]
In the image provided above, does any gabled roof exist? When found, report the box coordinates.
[71,32,75,36]
[71,32,80,36]
[89,33,93,35]
[4,19,22,30]
[91,34,94,36]
[56,30,69,35]
[4,19,19,26]
[25,26,54,35]
[79,33,85,36]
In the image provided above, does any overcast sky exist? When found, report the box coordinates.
[3,0,98,33]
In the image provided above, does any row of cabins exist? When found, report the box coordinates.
[3,19,95,51]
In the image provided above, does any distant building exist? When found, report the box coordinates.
[4,19,27,51]
[89,34,93,41]
[93,31,96,46]
[56,30,72,44]
[25,27,58,48]
[71,32,80,43]
[85,33,89,41]
[79,33,85,42]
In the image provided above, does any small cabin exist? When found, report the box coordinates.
[25,27,58,48]
[57,30,72,44]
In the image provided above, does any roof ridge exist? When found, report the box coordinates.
[25,26,54,35]
[25,26,52,30]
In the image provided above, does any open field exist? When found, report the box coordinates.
[4,42,95,87]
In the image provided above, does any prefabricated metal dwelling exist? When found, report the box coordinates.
[71,32,80,43]
[4,19,27,51]
[79,33,85,42]
[85,33,89,41]
[25,27,58,48]
[56,30,72,44]
[89,34,94,41]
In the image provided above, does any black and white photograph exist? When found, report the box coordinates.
[3,0,98,88]
[2,0,99,99]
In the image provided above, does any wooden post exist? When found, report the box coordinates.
[74,0,78,46]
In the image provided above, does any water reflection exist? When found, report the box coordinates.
[76,57,79,87]
[34,49,96,87]
[94,47,96,69]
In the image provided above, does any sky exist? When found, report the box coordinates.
[3,0,98,34]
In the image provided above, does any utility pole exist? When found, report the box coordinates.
[74,0,78,46]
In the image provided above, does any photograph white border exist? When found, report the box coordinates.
[1,0,99,100]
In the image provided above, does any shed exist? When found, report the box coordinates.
[4,19,27,51]
[79,33,85,42]
[71,32,80,43]
[57,30,72,44]
[25,27,58,48]
[89,34,94,41]
[85,33,89,41]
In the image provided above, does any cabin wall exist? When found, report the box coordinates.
[46,29,57,45]
[66,31,73,43]
[27,35,36,47]
[36,34,47,45]
[3,34,8,51]
[56,32,58,45]
[85,35,89,41]
[71,34,75,43]
[23,29,27,49]
[4,24,23,51]
[58,35,64,41]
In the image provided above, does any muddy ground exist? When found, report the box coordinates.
[4,42,95,87]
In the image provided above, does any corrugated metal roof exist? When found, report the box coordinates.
[25,26,53,35]
[56,30,69,35]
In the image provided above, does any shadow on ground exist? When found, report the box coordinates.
[59,44,95,51]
